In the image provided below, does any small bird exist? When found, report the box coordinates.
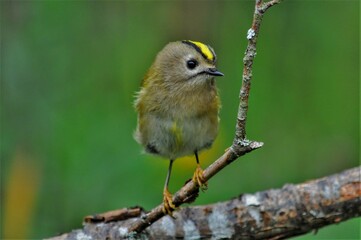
[134,40,223,215]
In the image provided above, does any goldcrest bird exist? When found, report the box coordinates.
[134,40,223,215]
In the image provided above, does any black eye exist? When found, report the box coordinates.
[186,59,198,70]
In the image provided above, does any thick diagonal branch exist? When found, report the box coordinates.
[49,167,361,240]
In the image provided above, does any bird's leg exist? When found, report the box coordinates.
[192,151,208,191]
[163,159,176,216]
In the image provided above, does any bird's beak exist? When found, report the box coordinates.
[206,68,224,77]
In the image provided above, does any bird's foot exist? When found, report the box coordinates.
[163,188,176,217]
[192,165,208,191]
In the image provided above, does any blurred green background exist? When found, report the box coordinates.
[1,0,359,239]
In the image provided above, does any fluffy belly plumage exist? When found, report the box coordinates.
[135,114,218,160]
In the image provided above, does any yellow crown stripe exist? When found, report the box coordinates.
[188,40,214,61]
[182,40,215,62]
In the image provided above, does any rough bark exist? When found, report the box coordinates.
[48,166,361,240]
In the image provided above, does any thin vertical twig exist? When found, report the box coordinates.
[233,0,282,147]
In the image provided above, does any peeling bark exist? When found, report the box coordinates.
[48,167,361,240]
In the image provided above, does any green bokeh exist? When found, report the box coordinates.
[1,1,359,239]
